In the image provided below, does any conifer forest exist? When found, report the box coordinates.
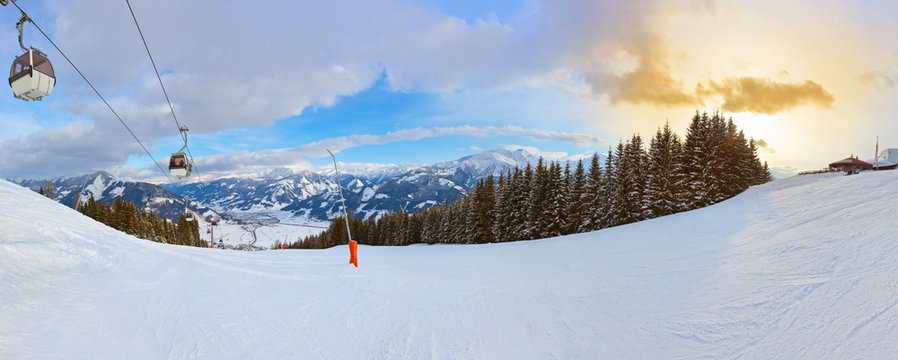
[297,112,773,249]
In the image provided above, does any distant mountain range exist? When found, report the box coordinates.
[162,148,543,220]
[11,148,576,223]
[13,171,219,222]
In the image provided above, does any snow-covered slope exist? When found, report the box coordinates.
[3,171,898,358]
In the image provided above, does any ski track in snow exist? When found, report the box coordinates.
[3,172,898,359]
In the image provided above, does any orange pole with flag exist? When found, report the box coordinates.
[327,149,358,267]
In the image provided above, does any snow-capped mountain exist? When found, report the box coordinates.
[161,169,336,214]
[434,148,540,187]
[12,171,219,222]
[161,148,545,221]
[304,148,543,220]
[316,162,421,187]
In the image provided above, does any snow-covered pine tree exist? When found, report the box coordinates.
[761,161,773,183]
[529,160,550,240]
[705,112,731,203]
[606,141,628,227]
[566,159,587,234]
[494,171,513,242]
[582,153,602,231]
[468,176,496,243]
[626,133,648,221]
[440,197,459,244]
[719,118,744,199]
[408,211,423,245]
[597,147,615,229]
[645,121,683,218]
[681,111,711,209]
[419,206,434,244]
[507,167,533,241]
[747,138,766,186]
[544,161,567,237]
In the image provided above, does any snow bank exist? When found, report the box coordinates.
[2,172,898,359]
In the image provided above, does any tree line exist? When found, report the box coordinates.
[297,111,772,248]
[72,193,206,247]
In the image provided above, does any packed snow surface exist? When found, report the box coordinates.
[3,171,898,359]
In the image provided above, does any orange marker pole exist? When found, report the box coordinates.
[349,240,358,267]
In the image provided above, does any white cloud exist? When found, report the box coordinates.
[501,144,567,160]
[36,0,718,138]
[188,126,603,178]
[3,0,745,179]
[566,152,597,162]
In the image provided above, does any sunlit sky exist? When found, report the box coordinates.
[1,0,897,182]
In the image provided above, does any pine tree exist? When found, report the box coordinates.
[513,163,533,240]
[761,161,773,183]
[85,195,98,220]
[626,133,648,221]
[681,111,711,209]
[645,121,683,218]
[566,159,587,234]
[528,158,548,239]
[544,161,567,237]
[494,172,513,242]
[597,147,615,229]
[607,141,630,227]
[468,176,496,243]
[747,138,769,186]
[583,153,604,231]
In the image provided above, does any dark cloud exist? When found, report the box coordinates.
[695,77,834,115]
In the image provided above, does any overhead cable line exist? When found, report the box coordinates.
[10,0,175,183]
[124,0,203,182]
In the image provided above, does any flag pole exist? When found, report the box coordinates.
[327,149,357,267]
[874,136,879,169]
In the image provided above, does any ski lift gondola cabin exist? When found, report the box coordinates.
[9,47,54,101]
[169,152,191,178]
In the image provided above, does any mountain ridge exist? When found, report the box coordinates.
[11,148,596,222]
[12,170,220,222]
[163,148,548,220]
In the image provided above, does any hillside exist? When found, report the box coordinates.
[13,171,219,222]
[2,171,898,358]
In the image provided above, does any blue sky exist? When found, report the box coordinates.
[2,0,898,181]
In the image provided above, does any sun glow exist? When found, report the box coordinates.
[731,112,779,142]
